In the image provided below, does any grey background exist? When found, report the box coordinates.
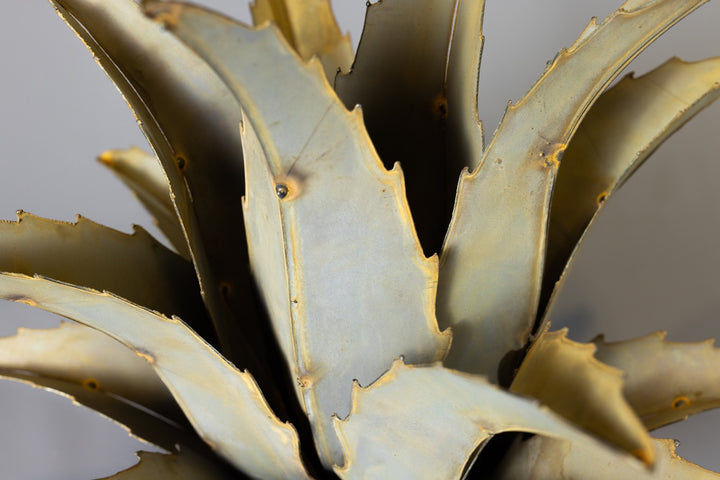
[0,0,719,477]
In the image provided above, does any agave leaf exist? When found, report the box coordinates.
[0,322,183,423]
[249,0,353,80]
[98,147,189,260]
[100,451,239,480]
[2,373,227,478]
[0,212,212,339]
[50,0,267,369]
[495,437,719,479]
[334,360,645,479]
[511,329,653,463]
[437,0,708,381]
[335,0,469,254]
[445,0,486,173]
[0,372,198,454]
[147,6,452,466]
[593,332,720,430]
[539,57,720,327]
[0,273,310,479]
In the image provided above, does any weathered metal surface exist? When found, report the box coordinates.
[437,0,708,381]
[495,437,719,480]
[0,322,182,423]
[594,331,720,430]
[98,147,189,260]
[539,56,720,328]
[335,0,464,255]
[0,273,311,479]
[101,451,239,480]
[147,4,452,466]
[335,360,628,479]
[511,329,653,463]
[0,212,214,338]
[51,0,265,370]
[0,372,198,454]
[250,0,353,80]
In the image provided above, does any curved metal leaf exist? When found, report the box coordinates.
[334,361,637,479]
[0,373,198,454]
[540,56,720,327]
[495,437,720,479]
[249,0,353,80]
[0,322,182,423]
[437,0,708,381]
[594,332,720,430]
[98,147,189,260]
[0,273,310,479]
[335,0,470,254]
[511,329,653,463]
[445,0,486,174]
[50,0,264,368]
[100,451,239,480]
[146,6,452,466]
[0,211,213,340]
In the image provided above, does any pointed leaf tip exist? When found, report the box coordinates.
[594,331,720,430]
[98,147,189,259]
[249,0,353,80]
[495,436,720,479]
[511,329,654,464]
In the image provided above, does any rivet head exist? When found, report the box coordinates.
[275,183,289,199]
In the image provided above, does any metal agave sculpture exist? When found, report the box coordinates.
[1,0,720,478]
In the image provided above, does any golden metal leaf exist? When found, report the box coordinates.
[540,56,720,327]
[495,437,719,479]
[146,5,452,465]
[0,322,182,424]
[0,273,311,479]
[511,329,653,463]
[0,212,212,338]
[335,360,634,479]
[100,451,238,480]
[98,147,190,260]
[594,332,720,430]
[250,0,353,80]
[437,0,708,381]
[50,0,264,368]
[0,373,198,454]
[335,0,468,254]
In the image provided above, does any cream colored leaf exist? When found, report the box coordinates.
[0,372,199,454]
[0,322,183,424]
[0,273,310,480]
[100,451,238,480]
[511,329,653,463]
[98,147,190,260]
[540,57,720,327]
[249,0,353,80]
[437,0,707,381]
[594,332,720,430]
[1,373,228,477]
[335,0,471,254]
[51,0,265,367]
[0,212,214,340]
[495,437,719,479]
[334,361,639,479]
[445,0,486,173]
[147,6,452,467]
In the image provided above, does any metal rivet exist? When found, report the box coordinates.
[275,183,289,199]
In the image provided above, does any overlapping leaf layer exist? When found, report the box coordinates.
[2,0,719,478]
